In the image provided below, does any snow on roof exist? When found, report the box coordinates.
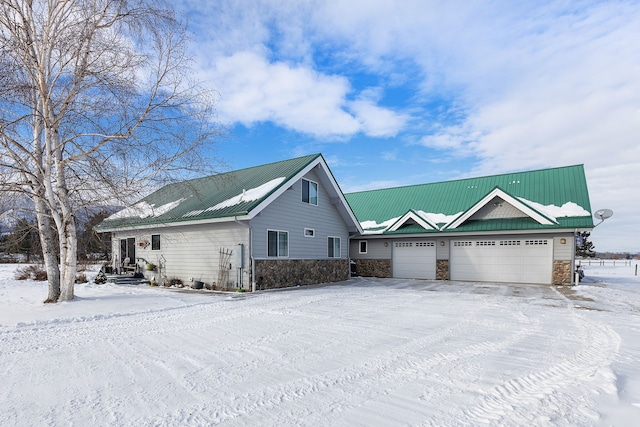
[206,177,286,212]
[360,211,463,234]
[518,198,590,221]
[108,198,186,220]
[359,199,588,234]
[360,217,400,234]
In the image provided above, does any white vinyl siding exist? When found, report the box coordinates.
[112,222,250,288]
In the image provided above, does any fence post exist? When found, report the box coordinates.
[636,264,638,276]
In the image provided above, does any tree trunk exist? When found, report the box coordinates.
[58,216,77,301]
[31,106,61,303]
[35,198,61,303]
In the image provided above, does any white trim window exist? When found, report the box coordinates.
[268,230,289,257]
[151,234,161,251]
[359,240,367,254]
[304,228,315,237]
[302,178,318,205]
[328,236,341,258]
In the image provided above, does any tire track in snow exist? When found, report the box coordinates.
[0,289,347,358]
[144,296,544,426]
[451,293,621,426]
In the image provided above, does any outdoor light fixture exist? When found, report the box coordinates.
[440,241,445,246]
[560,238,566,244]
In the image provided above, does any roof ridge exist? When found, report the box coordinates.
[178,153,321,186]
[345,164,585,195]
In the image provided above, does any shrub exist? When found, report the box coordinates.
[94,270,108,284]
[15,265,48,281]
[75,273,88,283]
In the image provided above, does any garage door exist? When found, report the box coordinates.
[393,241,436,279]
[450,238,552,284]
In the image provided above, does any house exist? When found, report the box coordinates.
[345,164,593,285]
[94,154,362,291]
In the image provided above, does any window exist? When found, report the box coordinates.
[304,228,315,237]
[359,240,367,254]
[268,230,288,257]
[302,179,318,205]
[328,237,341,258]
[151,234,160,250]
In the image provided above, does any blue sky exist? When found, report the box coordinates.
[177,0,639,253]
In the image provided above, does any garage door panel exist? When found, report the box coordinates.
[451,238,552,284]
[393,241,436,279]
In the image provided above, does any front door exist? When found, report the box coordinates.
[120,238,136,264]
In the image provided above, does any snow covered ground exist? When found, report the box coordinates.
[1,262,639,426]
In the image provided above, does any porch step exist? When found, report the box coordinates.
[106,274,149,286]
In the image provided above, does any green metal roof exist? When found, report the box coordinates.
[95,154,321,231]
[345,164,594,234]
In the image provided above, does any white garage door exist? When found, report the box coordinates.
[393,241,436,279]
[450,238,553,284]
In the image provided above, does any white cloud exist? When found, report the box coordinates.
[200,51,407,138]
[348,98,409,137]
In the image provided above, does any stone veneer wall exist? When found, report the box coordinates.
[436,260,449,280]
[553,260,573,285]
[255,259,349,290]
[353,259,392,278]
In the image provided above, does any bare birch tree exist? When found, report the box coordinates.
[0,0,221,302]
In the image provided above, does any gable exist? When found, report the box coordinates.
[446,187,557,230]
[467,196,528,221]
[388,210,439,232]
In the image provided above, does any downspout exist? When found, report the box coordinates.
[233,217,253,291]
[572,228,578,286]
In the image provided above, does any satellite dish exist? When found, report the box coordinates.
[594,209,613,221]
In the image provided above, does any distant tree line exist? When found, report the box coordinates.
[0,211,111,263]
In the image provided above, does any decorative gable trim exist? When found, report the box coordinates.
[388,210,439,232]
[444,187,557,229]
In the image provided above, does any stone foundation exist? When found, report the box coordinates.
[553,260,572,285]
[436,260,449,280]
[255,259,349,290]
[353,259,392,278]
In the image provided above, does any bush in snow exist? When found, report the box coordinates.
[14,265,47,281]
[94,270,108,285]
